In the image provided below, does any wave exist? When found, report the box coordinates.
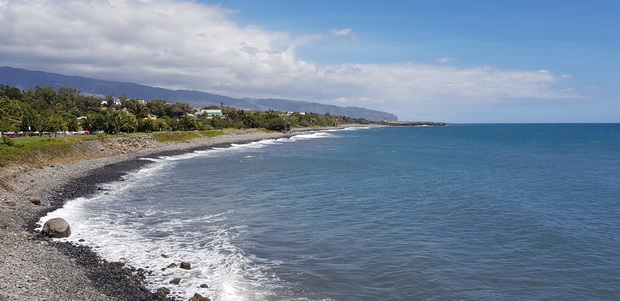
[36,132,342,300]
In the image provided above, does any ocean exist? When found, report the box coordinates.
[40,124,620,300]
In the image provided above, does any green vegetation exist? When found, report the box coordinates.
[1,84,373,135]
[152,131,202,142]
[0,135,86,166]
[201,130,225,138]
[0,83,374,167]
[2,135,14,147]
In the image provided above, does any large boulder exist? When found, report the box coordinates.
[42,218,71,238]
[188,293,211,301]
[169,278,181,285]
[180,262,191,270]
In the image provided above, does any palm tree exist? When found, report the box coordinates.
[125,100,150,118]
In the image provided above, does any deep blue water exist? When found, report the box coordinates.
[43,124,620,300]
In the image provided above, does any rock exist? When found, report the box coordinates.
[0,293,6,301]
[42,217,71,238]
[161,254,170,258]
[111,261,125,268]
[169,278,181,285]
[167,263,177,268]
[157,287,171,295]
[199,283,209,288]
[180,262,191,270]
[188,293,211,301]
[28,197,42,205]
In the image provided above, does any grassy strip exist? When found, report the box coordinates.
[201,130,225,138]
[151,131,202,142]
[0,136,86,166]
[0,133,148,166]
[0,130,237,167]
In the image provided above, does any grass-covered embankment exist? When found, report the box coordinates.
[151,130,226,142]
[0,130,240,168]
[0,135,92,167]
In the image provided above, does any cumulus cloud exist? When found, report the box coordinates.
[0,0,578,120]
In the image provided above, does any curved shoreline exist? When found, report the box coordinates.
[0,130,302,300]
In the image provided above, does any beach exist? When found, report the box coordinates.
[0,129,297,301]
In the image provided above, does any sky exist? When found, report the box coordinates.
[0,0,618,122]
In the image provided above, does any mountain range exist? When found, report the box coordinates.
[0,66,397,121]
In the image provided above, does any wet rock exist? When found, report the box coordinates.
[0,293,6,301]
[136,268,146,279]
[161,254,170,258]
[199,283,209,288]
[111,261,125,268]
[188,293,211,301]
[157,287,171,295]
[42,217,71,238]
[167,263,177,268]
[180,262,191,270]
[169,278,181,285]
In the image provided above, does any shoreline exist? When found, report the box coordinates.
[0,129,309,300]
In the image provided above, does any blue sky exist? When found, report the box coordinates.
[0,0,618,122]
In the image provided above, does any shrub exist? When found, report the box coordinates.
[2,135,14,146]
[96,132,106,141]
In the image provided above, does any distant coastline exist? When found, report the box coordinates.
[381,121,448,126]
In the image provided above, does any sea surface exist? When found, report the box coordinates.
[41,124,620,300]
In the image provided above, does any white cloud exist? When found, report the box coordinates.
[438,57,452,63]
[0,0,579,121]
[330,28,352,36]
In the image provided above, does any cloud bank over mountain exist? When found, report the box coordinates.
[0,0,578,121]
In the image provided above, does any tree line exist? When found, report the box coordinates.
[0,85,373,134]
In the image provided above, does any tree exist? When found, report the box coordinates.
[21,87,52,111]
[75,95,101,112]
[147,99,167,117]
[0,85,22,100]
[66,117,80,131]
[0,96,22,131]
[137,118,155,132]
[34,86,56,107]
[39,114,67,132]
[56,87,80,111]
[19,105,40,132]
[119,113,138,133]
[83,112,110,133]
[80,114,97,132]
[104,94,116,108]
[124,99,150,118]
[180,115,200,130]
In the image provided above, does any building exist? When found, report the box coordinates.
[196,109,223,118]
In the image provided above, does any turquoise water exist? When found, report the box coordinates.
[44,124,620,300]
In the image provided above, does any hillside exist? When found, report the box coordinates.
[0,66,398,121]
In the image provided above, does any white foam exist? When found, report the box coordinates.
[288,132,335,141]
[40,200,283,300]
[37,133,343,300]
[340,126,372,131]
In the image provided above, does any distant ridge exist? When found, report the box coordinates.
[0,66,398,121]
